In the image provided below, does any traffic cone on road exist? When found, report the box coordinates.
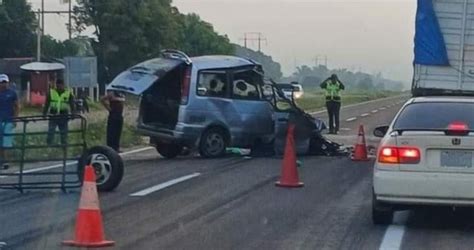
[276,123,304,188]
[62,165,114,248]
[352,125,369,161]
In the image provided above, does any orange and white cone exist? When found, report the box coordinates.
[276,123,304,188]
[352,125,369,161]
[62,165,114,248]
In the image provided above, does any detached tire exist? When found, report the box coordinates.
[372,193,394,225]
[155,142,183,159]
[78,146,124,192]
[199,127,227,158]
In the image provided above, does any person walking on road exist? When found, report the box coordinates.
[43,79,75,145]
[0,74,20,169]
[320,74,345,134]
[101,90,125,152]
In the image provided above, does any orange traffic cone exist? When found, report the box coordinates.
[352,125,369,161]
[276,123,304,188]
[62,165,115,248]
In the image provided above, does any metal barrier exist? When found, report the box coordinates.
[0,114,88,192]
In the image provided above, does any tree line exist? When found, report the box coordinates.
[283,65,406,92]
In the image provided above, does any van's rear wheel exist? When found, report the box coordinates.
[155,142,183,159]
[199,128,227,158]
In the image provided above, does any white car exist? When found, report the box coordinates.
[372,96,474,225]
[279,83,304,99]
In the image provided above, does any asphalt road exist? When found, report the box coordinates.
[2,95,474,250]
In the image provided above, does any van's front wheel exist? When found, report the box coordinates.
[199,128,227,158]
[155,142,183,159]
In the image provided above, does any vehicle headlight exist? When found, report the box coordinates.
[293,92,303,99]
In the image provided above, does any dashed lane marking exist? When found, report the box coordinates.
[379,211,409,250]
[346,117,357,122]
[371,110,378,113]
[0,147,155,178]
[361,113,370,117]
[130,173,201,197]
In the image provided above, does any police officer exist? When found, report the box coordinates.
[43,79,75,145]
[101,90,125,152]
[320,74,345,134]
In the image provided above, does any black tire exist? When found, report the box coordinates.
[78,145,124,192]
[155,142,183,159]
[372,193,394,225]
[199,127,227,158]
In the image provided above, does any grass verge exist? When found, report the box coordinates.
[296,91,401,111]
[7,120,143,162]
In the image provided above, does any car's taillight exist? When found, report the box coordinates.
[378,146,420,164]
[446,121,469,136]
[181,67,191,105]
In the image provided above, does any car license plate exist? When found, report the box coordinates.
[440,150,473,168]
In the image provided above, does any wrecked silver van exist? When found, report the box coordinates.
[108,50,342,158]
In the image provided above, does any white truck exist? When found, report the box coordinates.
[413,0,474,96]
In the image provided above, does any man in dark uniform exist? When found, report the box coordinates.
[320,74,345,134]
[101,90,125,152]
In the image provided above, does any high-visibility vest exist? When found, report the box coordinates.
[50,88,72,113]
[324,80,342,102]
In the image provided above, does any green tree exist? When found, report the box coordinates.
[0,0,36,58]
[41,35,81,59]
[357,77,374,90]
[74,0,181,81]
[234,44,282,80]
[178,14,234,56]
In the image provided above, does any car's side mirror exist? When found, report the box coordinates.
[374,125,389,138]
[198,87,207,96]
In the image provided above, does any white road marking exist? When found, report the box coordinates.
[379,225,405,250]
[380,107,387,110]
[379,211,409,250]
[0,146,155,178]
[361,113,370,117]
[120,146,154,156]
[371,110,378,113]
[346,117,357,122]
[130,173,201,197]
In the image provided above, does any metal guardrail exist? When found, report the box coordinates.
[0,114,88,192]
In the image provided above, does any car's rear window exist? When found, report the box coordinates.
[393,102,474,130]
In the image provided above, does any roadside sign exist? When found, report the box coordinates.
[64,57,98,88]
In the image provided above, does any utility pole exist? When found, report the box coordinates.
[240,32,267,52]
[314,55,328,67]
[68,0,72,40]
[36,9,41,62]
[36,0,74,40]
[41,0,44,34]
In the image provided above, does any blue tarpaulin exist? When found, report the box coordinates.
[414,0,450,66]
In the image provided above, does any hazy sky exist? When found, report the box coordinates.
[30,0,416,82]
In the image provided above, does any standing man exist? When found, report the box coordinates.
[43,79,75,145]
[0,74,20,169]
[320,74,345,134]
[101,90,125,152]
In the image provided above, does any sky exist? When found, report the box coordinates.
[29,0,417,83]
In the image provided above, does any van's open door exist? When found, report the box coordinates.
[107,50,190,95]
